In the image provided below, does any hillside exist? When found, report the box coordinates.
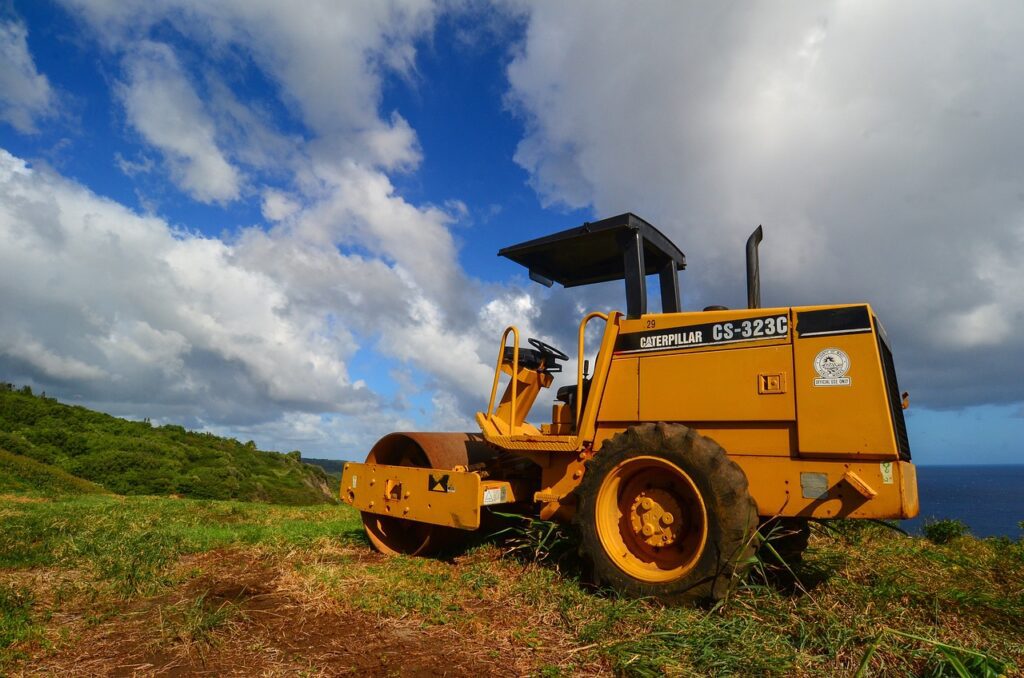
[0,493,1020,676]
[304,457,347,474]
[0,385,334,504]
[0,449,108,498]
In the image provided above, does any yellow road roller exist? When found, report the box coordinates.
[341,213,919,603]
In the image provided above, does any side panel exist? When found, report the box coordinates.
[596,357,639,422]
[637,344,795,423]
[793,308,898,458]
[612,307,797,457]
[732,456,919,520]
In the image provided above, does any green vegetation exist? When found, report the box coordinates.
[923,518,970,545]
[0,448,107,497]
[0,584,38,661]
[0,386,1019,673]
[0,491,1019,675]
[0,385,334,504]
[0,496,359,589]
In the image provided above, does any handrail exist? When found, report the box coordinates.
[576,312,609,427]
[486,325,520,435]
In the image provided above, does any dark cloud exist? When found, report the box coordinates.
[507,1,1024,410]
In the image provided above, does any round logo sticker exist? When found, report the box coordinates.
[813,348,851,386]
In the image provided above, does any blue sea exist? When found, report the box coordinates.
[901,465,1024,538]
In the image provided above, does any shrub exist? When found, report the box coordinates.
[0,388,334,504]
[923,518,969,545]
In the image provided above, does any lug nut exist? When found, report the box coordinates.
[661,513,674,525]
[641,498,654,510]
[642,524,655,536]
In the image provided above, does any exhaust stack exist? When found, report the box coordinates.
[746,226,763,309]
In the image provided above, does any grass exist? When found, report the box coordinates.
[0,492,1020,675]
[0,584,40,662]
[160,591,239,646]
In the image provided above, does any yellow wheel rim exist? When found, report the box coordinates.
[595,455,708,583]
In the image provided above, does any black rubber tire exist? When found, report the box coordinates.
[574,422,759,604]
[758,518,810,567]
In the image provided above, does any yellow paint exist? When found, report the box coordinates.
[356,300,918,535]
[729,456,918,519]
[341,462,520,530]
[478,311,623,445]
[842,470,878,500]
[596,357,638,421]
[595,455,708,582]
[637,344,795,422]
[793,315,896,457]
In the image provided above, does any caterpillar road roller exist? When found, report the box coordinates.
[341,213,919,603]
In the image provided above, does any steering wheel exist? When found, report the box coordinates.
[528,337,569,362]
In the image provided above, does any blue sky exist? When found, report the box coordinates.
[1,1,1022,464]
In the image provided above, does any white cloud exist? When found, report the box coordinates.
[0,20,56,133]
[0,149,369,421]
[119,41,241,203]
[260,189,300,222]
[507,1,1024,408]
[0,143,511,455]
[61,0,436,171]
[1,3,524,456]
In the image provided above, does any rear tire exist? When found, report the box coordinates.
[575,423,758,604]
[759,518,810,567]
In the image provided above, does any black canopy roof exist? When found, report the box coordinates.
[498,213,686,288]
[499,213,686,318]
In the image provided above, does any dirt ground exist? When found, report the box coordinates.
[12,548,563,677]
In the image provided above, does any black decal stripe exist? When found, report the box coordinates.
[798,328,872,337]
[615,335,779,354]
[614,313,789,353]
[796,306,871,338]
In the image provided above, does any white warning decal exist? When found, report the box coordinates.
[813,348,852,387]
[482,487,507,505]
[880,462,894,485]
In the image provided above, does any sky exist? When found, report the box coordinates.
[1,1,1022,464]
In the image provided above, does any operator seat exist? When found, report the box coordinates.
[555,378,592,418]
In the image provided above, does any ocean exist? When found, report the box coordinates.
[901,465,1024,538]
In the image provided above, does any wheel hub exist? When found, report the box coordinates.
[629,488,683,547]
[593,454,709,583]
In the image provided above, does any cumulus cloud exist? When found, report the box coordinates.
[60,0,436,171]
[0,149,372,423]
[0,142,511,455]
[507,1,1024,409]
[119,42,241,203]
[0,19,56,133]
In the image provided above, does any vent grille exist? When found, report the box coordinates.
[876,324,911,460]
